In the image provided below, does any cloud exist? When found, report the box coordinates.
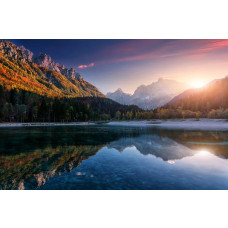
[78,62,95,69]
[77,40,228,69]
[198,39,228,52]
[97,39,228,65]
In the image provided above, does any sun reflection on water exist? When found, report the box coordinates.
[167,160,175,164]
[198,149,210,156]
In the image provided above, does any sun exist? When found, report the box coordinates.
[191,80,206,88]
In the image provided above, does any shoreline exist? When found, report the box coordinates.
[106,119,228,131]
[0,119,228,130]
[0,122,96,128]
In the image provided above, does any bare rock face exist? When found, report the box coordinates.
[33,53,62,73]
[30,52,83,80]
[61,67,83,80]
[0,40,29,62]
[20,46,34,61]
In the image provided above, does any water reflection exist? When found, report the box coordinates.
[160,131,228,159]
[107,134,196,161]
[0,126,227,190]
[198,150,211,156]
[0,144,104,190]
[167,160,175,164]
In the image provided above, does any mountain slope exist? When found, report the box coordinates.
[166,76,228,111]
[107,78,189,110]
[0,40,104,98]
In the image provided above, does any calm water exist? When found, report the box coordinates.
[0,125,228,190]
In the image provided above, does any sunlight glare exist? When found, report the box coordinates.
[198,150,210,156]
[192,80,206,88]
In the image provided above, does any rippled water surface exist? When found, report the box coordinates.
[0,125,228,190]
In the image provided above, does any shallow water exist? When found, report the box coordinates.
[0,125,228,190]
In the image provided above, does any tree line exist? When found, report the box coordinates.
[114,108,228,120]
[1,85,228,123]
[0,86,140,122]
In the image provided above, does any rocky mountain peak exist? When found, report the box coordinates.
[34,53,59,70]
[19,45,84,81]
[116,88,124,93]
[33,53,83,80]
[20,46,34,61]
[0,40,30,63]
[61,67,83,80]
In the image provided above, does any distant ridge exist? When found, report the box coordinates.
[107,78,189,110]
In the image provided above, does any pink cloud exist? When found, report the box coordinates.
[97,39,228,65]
[78,62,95,69]
[97,43,183,65]
[77,40,228,69]
[198,39,228,52]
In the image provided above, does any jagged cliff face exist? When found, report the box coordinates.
[20,45,34,61]
[107,78,189,110]
[0,40,104,98]
[0,41,30,62]
[30,51,83,80]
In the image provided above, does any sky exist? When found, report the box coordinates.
[10,39,228,94]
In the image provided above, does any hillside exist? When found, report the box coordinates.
[166,76,228,111]
[0,40,104,98]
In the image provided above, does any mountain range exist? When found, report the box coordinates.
[1,39,228,119]
[107,78,189,109]
[0,40,104,98]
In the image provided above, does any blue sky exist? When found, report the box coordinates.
[10,39,228,94]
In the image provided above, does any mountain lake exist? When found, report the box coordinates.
[0,124,228,190]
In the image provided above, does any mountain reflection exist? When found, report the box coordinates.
[0,144,104,190]
[0,126,227,190]
[107,130,228,160]
[107,135,196,161]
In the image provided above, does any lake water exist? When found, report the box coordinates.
[0,125,228,190]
